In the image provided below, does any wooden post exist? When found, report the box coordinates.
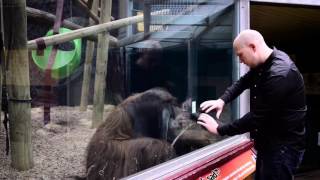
[92,0,112,128]
[3,0,33,170]
[80,0,99,111]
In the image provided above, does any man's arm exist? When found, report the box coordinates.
[217,74,289,136]
[219,70,253,104]
[200,71,253,116]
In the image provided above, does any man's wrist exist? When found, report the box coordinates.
[216,124,225,136]
[218,98,225,106]
[219,95,228,104]
[216,125,220,135]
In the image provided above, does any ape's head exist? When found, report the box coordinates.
[120,88,178,140]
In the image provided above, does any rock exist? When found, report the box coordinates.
[79,118,91,128]
[36,129,50,137]
[44,123,65,133]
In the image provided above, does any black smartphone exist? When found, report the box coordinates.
[190,100,217,121]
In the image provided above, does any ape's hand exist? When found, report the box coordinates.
[200,99,225,119]
[197,113,219,135]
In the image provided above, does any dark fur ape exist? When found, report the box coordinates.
[122,88,178,139]
[85,89,177,180]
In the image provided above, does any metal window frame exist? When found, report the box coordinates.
[122,135,252,180]
[236,0,251,118]
[250,0,320,6]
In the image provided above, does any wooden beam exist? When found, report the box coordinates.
[80,0,99,111]
[92,0,112,128]
[26,7,118,46]
[3,0,33,170]
[27,9,166,50]
[28,14,142,50]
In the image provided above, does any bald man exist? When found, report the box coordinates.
[198,29,306,180]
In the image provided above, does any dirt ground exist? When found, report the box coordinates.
[0,105,114,180]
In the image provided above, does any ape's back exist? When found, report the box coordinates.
[85,89,177,180]
[87,138,174,180]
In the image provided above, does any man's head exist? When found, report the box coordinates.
[233,29,273,68]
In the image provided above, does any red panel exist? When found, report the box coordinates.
[165,140,255,180]
[197,149,256,180]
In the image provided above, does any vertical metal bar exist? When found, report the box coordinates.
[0,0,3,39]
[0,0,3,132]
[118,0,129,38]
[157,0,162,31]
[231,0,240,120]
[164,0,166,27]
[237,0,250,117]
[128,0,133,36]
[125,47,131,95]
[0,0,4,63]
[187,39,198,105]
[144,1,151,33]
[187,40,192,99]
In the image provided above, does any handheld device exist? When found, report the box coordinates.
[190,100,217,121]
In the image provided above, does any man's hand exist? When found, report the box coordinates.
[200,99,225,119]
[197,113,219,135]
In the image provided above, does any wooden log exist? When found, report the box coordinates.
[27,7,82,29]
[27,9,167,50]
[75,0,99,23]
[80,0,99,111]
[86,0,93,9]
[3,0,33,170]
[26,7,118,46]
[92,0,112,128]
[74,0,115,23]
[79,0,109,20]
[78,0,114,21]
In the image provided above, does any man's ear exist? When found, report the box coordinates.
[249,43,256,52]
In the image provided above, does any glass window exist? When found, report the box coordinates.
[1,0,237,179]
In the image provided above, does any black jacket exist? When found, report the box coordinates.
[217,48,306,150]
